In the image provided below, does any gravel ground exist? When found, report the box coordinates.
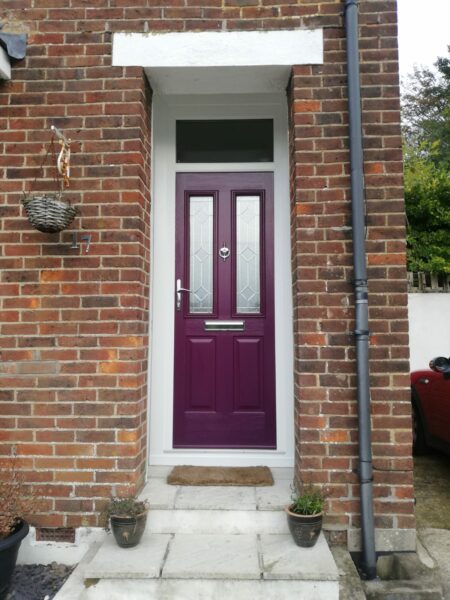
[6,563,74,600]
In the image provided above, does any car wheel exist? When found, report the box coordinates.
[412,402,427,455]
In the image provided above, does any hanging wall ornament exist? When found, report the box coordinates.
[22,126,79,234]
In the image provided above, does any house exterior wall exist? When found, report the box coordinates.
[288,3,414,539]
[409,293,450,372]
[0,0,414,541]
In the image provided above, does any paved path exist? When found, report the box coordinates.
[419,529,450,599]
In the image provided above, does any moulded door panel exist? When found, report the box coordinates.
[186,338,216,411]
[233,338,263,411]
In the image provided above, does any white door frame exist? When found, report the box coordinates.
[148,93,294,466]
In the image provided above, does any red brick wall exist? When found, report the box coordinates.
[0,0,414,534]
[0,15,152,525]
[288,2,414,535]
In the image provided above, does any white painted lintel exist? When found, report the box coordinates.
[112,29,323,94]
[0,46,11,80]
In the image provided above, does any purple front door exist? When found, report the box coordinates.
[173,172,276,449]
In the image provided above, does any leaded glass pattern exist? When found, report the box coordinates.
[236,195,261,314]
[189,196,214,313]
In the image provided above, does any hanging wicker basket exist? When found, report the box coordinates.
[22,192,79,234]
[23,126,79,233]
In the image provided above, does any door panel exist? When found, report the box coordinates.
[173,172,275,449]
[187,338,216,411]
[233,338,263,411]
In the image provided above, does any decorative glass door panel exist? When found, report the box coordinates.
[236,195,261,314]
[189,196,214,314]
[173,173,275,449]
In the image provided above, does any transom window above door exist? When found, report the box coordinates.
[176,119,274,163]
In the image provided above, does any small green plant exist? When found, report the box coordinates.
[289,485,325,516]
[102,496,148,528]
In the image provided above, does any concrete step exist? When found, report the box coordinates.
[81,578,339,600]
[78,469,339,600]
[139,471,293,535]
[84,531,339,599]
[147,508,289,535]
[364,580,443,599]
[141,473,294,511]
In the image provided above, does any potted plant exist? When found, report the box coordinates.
[0,454,36,600]
[285,485,325,548]
[103,497,149,548]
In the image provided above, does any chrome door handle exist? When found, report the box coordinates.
[176,278,191,310]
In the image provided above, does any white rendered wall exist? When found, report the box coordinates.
[408,294,450,371]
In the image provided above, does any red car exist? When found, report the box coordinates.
[411,356,450,455]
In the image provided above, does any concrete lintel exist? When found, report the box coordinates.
[113,29,323,93]
[113,29,323,68]
[347,528,417,553]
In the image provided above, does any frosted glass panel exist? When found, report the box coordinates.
[236,195,260,314]
[189,196,213,314]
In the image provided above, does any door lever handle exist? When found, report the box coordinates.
[176,278,191,310]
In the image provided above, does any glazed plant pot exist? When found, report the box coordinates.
[285,506,322,548]
[110,512,147,548]
[0,520,29,600]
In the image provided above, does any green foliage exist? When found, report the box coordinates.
[402,47,450,273]
[402,47,450,168]
[404,147,450,273]
[289,485,325,516]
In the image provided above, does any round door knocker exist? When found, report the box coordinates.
[219,244,231,261]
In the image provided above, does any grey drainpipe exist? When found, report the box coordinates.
[344,0,377,580]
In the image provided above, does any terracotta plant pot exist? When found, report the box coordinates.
[0,520,29,600]
[285,506,323,548]
[110,512,147,548]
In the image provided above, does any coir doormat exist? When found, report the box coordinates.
[167,465,274,486]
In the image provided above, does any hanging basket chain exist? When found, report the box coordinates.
[22,127,79,234]
[28,131,58,195]
[51,135,63,193]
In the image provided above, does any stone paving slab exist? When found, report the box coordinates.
[256,479,292,510]
[162,534,261,580]
[260,533,339,581]
[82,578,339,600]
[418,529,450,599]
[175,485,256,510]
[270,468,294,481]
[147,508,289,535]
[84,532,171,579]
[140,477,179,509]
[147,466,173,478]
